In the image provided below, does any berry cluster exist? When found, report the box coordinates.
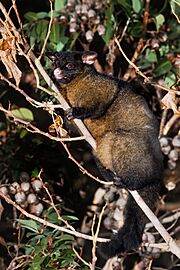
[0,172,44,216]
[60,0,108,42]
[159,134,180,171]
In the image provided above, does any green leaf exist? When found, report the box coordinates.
[154,58,172,76]
[32,254,46,268]
[155,14,165,31]
[170,0,180,20]
[11,108,34,122]
[132,0,142,13]
[19,129,28,139]
[31,168,39,178]
[159,44,170,57]
[36,12,48,19]
[58,234,75,241]
[145,49,157,63]
[24,12,38,21]
[62,215,79,221]
[29,26,37,47]
[36,20,48,42]
[48,11,60,18]
[49,23,61,43]
[130,22,143,37]
[16,219,39,233]
[47,212,59,223]
[60,259,71,267]
[117,0,132,17]
[54,0,66,11]
[164,72,176,87]
[56,37,69,51]
[102,4,115,44]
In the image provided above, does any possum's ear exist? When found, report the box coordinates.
[46,52,58,61]
[82,51,97,65]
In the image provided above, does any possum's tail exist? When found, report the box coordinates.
[100,183,161,258]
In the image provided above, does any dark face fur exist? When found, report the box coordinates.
[48,51,97,84]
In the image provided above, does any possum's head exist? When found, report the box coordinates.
[48,51,97,84]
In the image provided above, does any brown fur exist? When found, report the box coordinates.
[49,51,163,258]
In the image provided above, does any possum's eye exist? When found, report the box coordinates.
[66,63,75,70]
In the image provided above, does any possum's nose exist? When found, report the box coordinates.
[54,68,63,79]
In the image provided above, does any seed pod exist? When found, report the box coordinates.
[0,186,8,195]
[60,15,66,22]
[67,0,75,8]
[70,16,76,23]
[97,24,106,36]
[116,198,126,210]
[104,189,115,202]
[143,232,155,253]
[103,217,113,230]
[31,179,42,192]
[88,9,96,18]
[172,135,180,148]
[27,193,37,204]
[161,145,171,155]
[75,4,82,15]
[29,203,43,216]
[15,191,26,204]
[159,137,169,148]
[95,1,103,10]
[168,159,176,170]
[20,201,28,209]
[165,181,176,191]
[21,182,30,193]
[158,32,168,42]
[9,182,20,194]
[168,149,178,161]
[20,172,30,182]
[152,247,161,258]
[69,22,77,33]
[174,58,180,69]
[81,4,88,14]
[157,79,165,86]
[113,208,124,227]
[151,38,160,49]
[94,16,100,25]
[81,15,87,22]
[85,30,94,42]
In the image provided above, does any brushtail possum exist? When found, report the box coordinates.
[48,51,163,258]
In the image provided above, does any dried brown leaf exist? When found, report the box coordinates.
[48,115,69,138]
[0,199,4,219]
[161,92,180,115]
[0,38,22,86]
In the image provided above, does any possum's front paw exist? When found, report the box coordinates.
[65,108,74,120]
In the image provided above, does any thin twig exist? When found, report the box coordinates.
[7,255,32,270]
[61,142,113,186]
[130,190,180,258]
[163,114,180,136]
[90,203,107,270]
[11,0,23,31]
[73,246,90,268]
[0,190,108,243]
[115,37,179,94]
[38,0,53,60]
[143,0,151,34]
[0,72,43,108]
[0,105,85,142]
[159,109,168,137]
[38,169,76,231]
